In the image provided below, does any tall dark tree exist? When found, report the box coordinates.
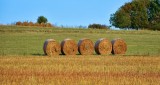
[37,16,48,24]
[148,0,160,30]
[148,0,160,24]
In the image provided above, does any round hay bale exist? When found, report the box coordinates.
[78,38,94,55]
[95,38,112,55]
[43,39,61,56]
[111,38,127,54]
[61,39,78,55]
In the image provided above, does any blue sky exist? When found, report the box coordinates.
[0,0,131,27]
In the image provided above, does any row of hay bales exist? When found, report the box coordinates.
[43,38,127,56]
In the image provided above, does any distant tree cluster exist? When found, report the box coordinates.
[88,24,109,29]
[15,16,53,27]
[110,0,160,30]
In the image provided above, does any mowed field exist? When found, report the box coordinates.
[0,25,160,85]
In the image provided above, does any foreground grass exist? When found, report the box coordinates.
[0,55,160,85]
[0,25,160,56]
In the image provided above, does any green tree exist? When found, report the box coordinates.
[110,7,131,29]
[110,0,160,30]
[148,0,160,25]
[148,0,160,30]
[130,0,149,30]
[37,16,48,24]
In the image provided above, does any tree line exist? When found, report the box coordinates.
[110,0,160,30]
[15,16,110,29]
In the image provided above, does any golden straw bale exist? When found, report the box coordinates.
[43,39,61,56]
[95,38,112,55]
[28,22,34,26]
[61,39,78,55]
[40,22,46,27]
[16,21,22,26]
[22,21,29,26]
[78,38,94,55]
[111,38,127,54]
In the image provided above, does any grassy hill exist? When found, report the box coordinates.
[0,25,160,56]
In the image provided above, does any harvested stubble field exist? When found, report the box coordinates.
[0,56,160,85]
[0,25,160,85]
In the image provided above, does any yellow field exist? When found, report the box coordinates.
[0,55,159,85]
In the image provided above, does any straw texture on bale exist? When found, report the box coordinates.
[78,38,94,55]
[111,38,127,54]
[61,39,78,55]
[95,38,112,55]
[43,39,61,56]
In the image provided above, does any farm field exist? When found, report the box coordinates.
[0,25,160,85]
